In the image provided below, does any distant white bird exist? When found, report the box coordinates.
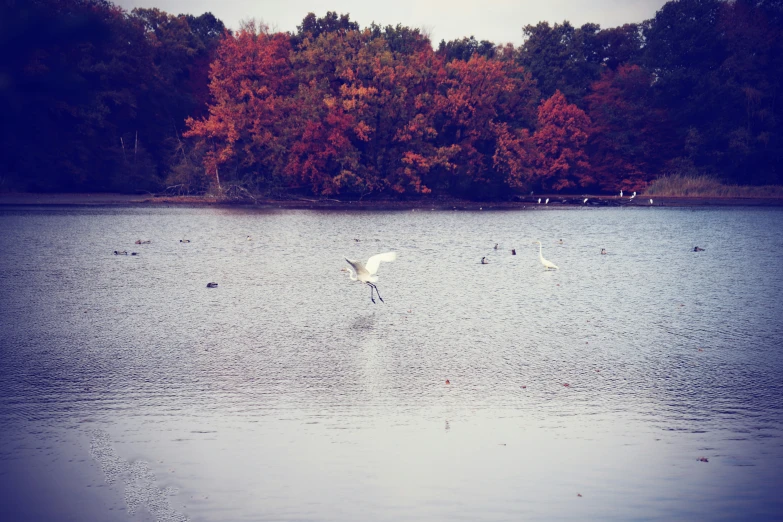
[630,191,636,200]
[545,198,549,204]
[620,190,623,197]
[538,198,542,204]
[246,235,252,241]
[583,198,588,204]
[535,241,559,270]
[344,252,397,303]
[649,199,653,205]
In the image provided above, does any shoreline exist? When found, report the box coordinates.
[1,192,783,209]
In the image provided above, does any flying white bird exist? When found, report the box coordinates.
[545,198,549,204]
[535,241,559,270]
[344,252,397,304]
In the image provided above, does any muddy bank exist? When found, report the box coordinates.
[1,192,782,209]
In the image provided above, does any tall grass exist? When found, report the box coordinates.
[645,174,783,198]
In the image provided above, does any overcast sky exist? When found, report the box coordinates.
[115,0,670,45]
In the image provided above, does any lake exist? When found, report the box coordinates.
[1,205,782,521]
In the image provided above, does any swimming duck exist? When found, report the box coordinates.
[113,250,128,255]
[180,239,190,243]
[206,282,218,288]
[135,239,151,244]
[601,248,607,255]
[693,246,705,252]
[481,257,489,264]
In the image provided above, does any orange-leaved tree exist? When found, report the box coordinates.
[533,90,592,191]
[184,21,294,191]
[430,56,540,197]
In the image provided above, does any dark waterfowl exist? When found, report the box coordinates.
[113,250,128,255]
[206,282,218,288]
[180,239,191,243]
[693,246,705,252]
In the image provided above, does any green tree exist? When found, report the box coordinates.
[436,36,496,62]
[516,22,603,107]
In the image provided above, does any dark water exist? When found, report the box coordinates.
[1,205,782,521]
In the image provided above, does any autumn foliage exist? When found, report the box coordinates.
[6,1,783,196]
[185,21,582,198]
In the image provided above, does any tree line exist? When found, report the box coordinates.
[2,0,782,198]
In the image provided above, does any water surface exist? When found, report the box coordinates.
[1,205,782,521]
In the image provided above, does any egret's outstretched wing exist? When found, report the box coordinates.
[345,258,366,277]
[365,252,396,275]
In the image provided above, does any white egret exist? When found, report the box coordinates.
[344,252,397,304]
[545,198,549,204]
[649,198,653,205]
[583,198,588,204]
[630,191,636,200]
[534,241,559,270]
[538,198,541,204]
[620,190,623,197]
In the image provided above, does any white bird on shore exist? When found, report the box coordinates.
[649,199,653,205]
[583,198,588,204]
[534,241,559,270]
[620,190,623,197]
[538,198,541,204]
[344,252,397,304]
[545,198,549,204]
[630,191,636,200]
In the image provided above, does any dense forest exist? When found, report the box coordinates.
[1,0,782,198]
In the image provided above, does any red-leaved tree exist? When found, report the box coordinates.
[533,91,592,191]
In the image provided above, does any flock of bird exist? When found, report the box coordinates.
[119,196,665,305]
[344,239,567,304]
[531,191,653,206]
[346,191,660,302]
